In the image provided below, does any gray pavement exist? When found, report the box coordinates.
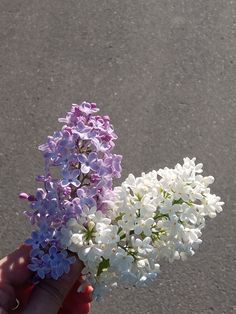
[0,1,236,313]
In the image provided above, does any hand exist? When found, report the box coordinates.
[0,245,92,314]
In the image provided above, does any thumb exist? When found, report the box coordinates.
[22,260,84,314]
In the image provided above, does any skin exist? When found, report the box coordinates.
[0,245,92,314]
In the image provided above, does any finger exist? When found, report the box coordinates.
[78,285,93,304]
[22,260,84,314]
[0,245,32,286]
[0,245,32,312]
[64,280,93,304]
[60,281,93,314]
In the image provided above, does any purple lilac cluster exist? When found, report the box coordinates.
[20,102,122,281]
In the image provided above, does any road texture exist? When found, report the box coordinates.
[0,1,236,313]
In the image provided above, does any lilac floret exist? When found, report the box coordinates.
[25,224,54,249]
[61,169,81,187]
[63,197,82,220]
[42,246,76,280]
[77,101,99,115]
[78,152,100,174]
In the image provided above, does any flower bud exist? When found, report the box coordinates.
[19,192,29,200]
[88,221,95,231]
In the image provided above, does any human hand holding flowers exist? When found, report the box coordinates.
[0,245,92,314]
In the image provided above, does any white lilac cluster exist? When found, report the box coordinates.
[60,157,223,299]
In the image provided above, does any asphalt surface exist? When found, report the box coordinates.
[0,1,236,313]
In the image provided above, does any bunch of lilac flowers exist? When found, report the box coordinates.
[20,102,122,281]
[20,102,224,301]
[61,157,223,299]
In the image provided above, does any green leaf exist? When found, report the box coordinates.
[97,258,110,277]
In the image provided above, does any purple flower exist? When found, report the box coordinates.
[75,187,97,210]
[61,185,72,196]
[63,198,82,220]
[76,102,99,115]
[42,246,76,280]
[30,189,47,213]
[22,101,123,281]
[80,197,96,209]
[57,130,75,150]
[38,132,62,159]
[70,122,97,142]
[99,154,122,178]
[35,174,51,182]
[45,198,58,215]
[77,186,97,198]
[25,225,53,248]
[28,249,51,280]
[78,152,99,174]
[108,154,122,178]
[19,192,29,200]
[91,138,112,153]
[61,169,81,187]
[28,246,76,280]
[29,186,59,221]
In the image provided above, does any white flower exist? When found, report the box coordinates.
[95,224,120,244]
[132,237,154,255]
[66,218,82,233]
[110,248,134,272]
[201,193,224,218]
[60,157,223,300]
[135,195,157,218]
[69,233,84,252]
[117,206,137,231]
[134,218,154,236]
[179,203,198,224]
[182,227,202,244]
